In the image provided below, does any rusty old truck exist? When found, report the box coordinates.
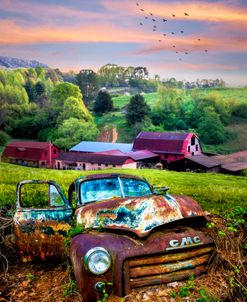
[14,173,214,301]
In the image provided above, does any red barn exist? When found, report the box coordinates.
[133,131,202,165]
[2,140,60,168]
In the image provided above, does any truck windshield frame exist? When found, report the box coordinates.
[79,177,152,204]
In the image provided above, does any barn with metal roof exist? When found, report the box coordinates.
[2,140,60,168]
[70,141,133,153]
[133,131,202,165]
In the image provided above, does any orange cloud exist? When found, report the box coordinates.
[103,0,247,25]
[0,20,149,44]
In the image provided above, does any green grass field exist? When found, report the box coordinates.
[0,162,246,215]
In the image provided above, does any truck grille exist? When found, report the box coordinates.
[124,245,214,292]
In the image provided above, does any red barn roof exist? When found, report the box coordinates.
[133,131,195,154]
[2,140,57,161]
[6,140,52,149]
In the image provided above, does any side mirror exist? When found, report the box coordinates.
[153,186,170,195]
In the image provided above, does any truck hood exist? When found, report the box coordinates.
[76,194,205,237]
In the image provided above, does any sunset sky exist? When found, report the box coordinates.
[0,0,247,86]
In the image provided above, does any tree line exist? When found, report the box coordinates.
[0,66,246,150]
[0,67,98,149]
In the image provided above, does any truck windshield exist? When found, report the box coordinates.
[80,177,152,204]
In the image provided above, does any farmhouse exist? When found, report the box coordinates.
[133,131,202,166]
[2,140,60,168]
[55,151,136,170]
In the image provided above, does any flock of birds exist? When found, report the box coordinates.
[135,2,209,61]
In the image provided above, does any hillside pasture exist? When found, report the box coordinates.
[102,88,247,153]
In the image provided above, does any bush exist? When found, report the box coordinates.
[232,102,247,118]
[0,131,11,146]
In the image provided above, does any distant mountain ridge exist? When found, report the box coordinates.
[0,56,48,69]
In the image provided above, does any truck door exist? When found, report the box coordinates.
[14,180,73,261]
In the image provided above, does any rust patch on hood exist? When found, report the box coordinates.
[76,194,205,237]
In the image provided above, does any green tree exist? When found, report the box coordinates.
[126,94,150,126]
[0,70,7,85]
[45,68,63,83]
[49,82,83,123]
[132,66,149,80]
[35,66,45,79]
[93,89,113,114]
[76,69,98,104]
[192,93,231,126]
[24,80,35,102]
[151,86,185,130]
[197,106,226,144]
[35,81,46,97]
[0,130,11,146]
[98,64,123,87]
[53,117,99,150]
[57,96,93,124]
[51,82,82,108]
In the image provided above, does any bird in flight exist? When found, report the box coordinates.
[136,2,139,6]
[204,49,208,52]
[172,14,176,17]
[152,18,156,21]
[180,30,184,34]
[163,19,167,22]
[140,8,144,12]
[149,12,153,16]
[163,33,167,36]
[139,22,143,26]
[184,12,189,16]
[171,32,175,34]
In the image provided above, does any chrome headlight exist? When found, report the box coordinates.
[84,247,111,275]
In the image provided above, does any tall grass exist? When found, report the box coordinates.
[0,162,246,215]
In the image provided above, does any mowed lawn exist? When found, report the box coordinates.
[0,162,246,215]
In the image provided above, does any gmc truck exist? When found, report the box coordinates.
[14,173,214,301]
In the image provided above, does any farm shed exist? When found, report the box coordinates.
[212,151,247,175]
[168,154,221,173]
[133,131,202,166]
[2,140,60,168]
[70,141,133,153]
[95,149,160,168]
[55,151,136,170]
